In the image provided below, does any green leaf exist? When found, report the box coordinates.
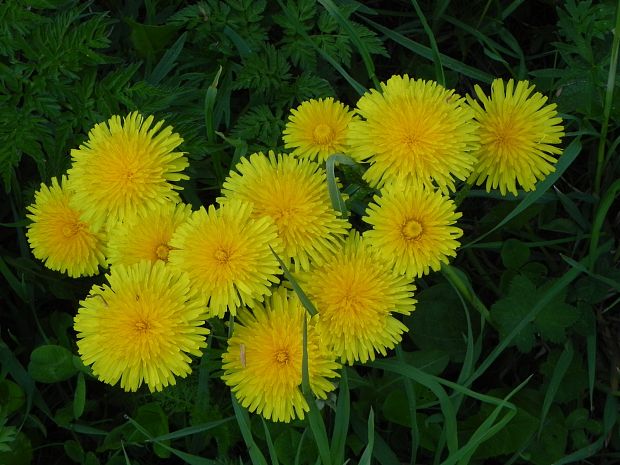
[28,345,78,383]
[0,432,32,465]
[535,297,579,343]
[73,373,85,419]
[125,18,178,59]
[128,403,170,459]
[501,239,530,269]
[408,283,470,360]
[491,274,580,351]
[0,380,25,416]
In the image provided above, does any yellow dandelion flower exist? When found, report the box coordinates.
[107,202,192,267]
[168,200,282,318]
[299,232,416,365]
[222,288,340,422]
[26,176,106,278]
[467,79,565,196]
[363,182,463,279]
[74,261,209,392]
[219,151,349,270]
[67,112,188,229]
[282,97,356,162]
[348,75,479,192]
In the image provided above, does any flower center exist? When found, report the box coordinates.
[401,219,423,241]
[313,124,335,145]
[62,221,84,238]
[214,248,230,264]
[402,132,421,150]
[134,319,151,333]
[274,349,289,365]
[155,244,170,261]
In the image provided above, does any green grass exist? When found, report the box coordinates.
[1,0,620,464]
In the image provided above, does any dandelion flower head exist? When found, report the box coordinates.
[74,261,209,392]
[222,288,340,422]
[363,182,463,279]
[467,78,565,196]
[168,200,282,318]
[107,202,192,267]
[348,75,479,192]
[220,151,349,270]
[26,176,106,278]
[283,97,356,162]
[299,232,416,365]
[68,112,188,229]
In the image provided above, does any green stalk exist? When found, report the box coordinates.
[594,0,620,194]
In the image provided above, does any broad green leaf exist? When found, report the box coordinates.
[407,284,469,361]
[128,403,170,459]
[501,239,530,269]
[28,345,78,383]
[0,380,25,415]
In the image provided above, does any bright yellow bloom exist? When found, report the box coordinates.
[168,200,282,318]
[107,202,192,267]
[282,97,356,162]
[67,112,188,229]
[74,261,209,392]
[220,151,349,270]
[222,288,340,422]
[348,75,479,192]
[299,232,416,365]
[363,182,462,279]
[467,79,565,196]
[26,176,106,278]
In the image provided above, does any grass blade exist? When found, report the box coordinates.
[594,0,620,193]
[125,415,220,465]
[589,178,620,269]
[538,342,573,437]
[301,317,332,465]
[325,154,357,216]
[262,418,280,465]
[318,0,380,88]
[270,246,318,316]
[361,16,493,83]
[148,418,234,442]
[231,396,269,465]
[396,347,419,465]
[330,369,350,465]
[410,0,445,85]
[358,408,375,465]
[371,360,458,455]
[147,31,187,85]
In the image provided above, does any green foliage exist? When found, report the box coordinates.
[492,274,580,352]
[1,1,619,465]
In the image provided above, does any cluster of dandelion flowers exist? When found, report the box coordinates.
[26,176,106,278]
[348,75,479,192]
[467,79,565,196]
[67,112,188,229]
[282,97,356,162]
[363,182,463,279]
[299,232,417,365]
[222,289,340,422]
[106,202,192,267]
[74,261,209,392]
[168,200,282,318]
[220,152,349,270]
